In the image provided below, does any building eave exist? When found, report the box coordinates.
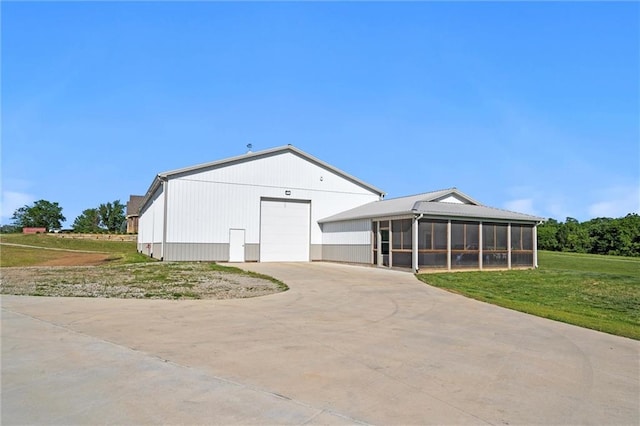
[139,175,166,214]
[320,196,544,224]
[158,145,385,198]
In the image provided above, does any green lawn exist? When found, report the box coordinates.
[416,251,640,340]
[0,233,149,266]
[0,233,137,253]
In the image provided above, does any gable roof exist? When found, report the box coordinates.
[319,188,543,223]
[158,145,384,196]
[139,145,385,211]
[126,195,145,217]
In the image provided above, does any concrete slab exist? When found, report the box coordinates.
[1,309,358,425]
[2,262,639,424]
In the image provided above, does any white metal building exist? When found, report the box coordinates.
[138,145,543,270]
[137,145,384,262]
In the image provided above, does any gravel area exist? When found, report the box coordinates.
[0,262,287,299]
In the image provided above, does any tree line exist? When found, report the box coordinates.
[6,199,640,256]
[6,199,128,234]
[538,214,640,257]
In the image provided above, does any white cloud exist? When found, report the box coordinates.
[1,191,35,222]
[503,198,538,216]
[588,186,640,218]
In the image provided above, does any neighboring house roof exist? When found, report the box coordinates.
[319,188,544,223]
[126,195,145,217]
[139,145,385,211]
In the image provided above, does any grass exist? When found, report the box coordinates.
[209,262,289,291]
[2,261,288,299]
[416,251,640,340]
[0,233,150,266]
[0,233,138,252]
[0,233,288,300]
[1,245,98,267]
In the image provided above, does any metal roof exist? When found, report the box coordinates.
[319,188,544,223]
[412,201,544,222]
[139,145,385,211]
[158,145,385,196]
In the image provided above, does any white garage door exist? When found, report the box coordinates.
[260,199,310,262]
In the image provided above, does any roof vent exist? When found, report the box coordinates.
[246,143,253,154]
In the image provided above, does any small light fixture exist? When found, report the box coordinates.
[320,176,324,181]
[285,190,291,196]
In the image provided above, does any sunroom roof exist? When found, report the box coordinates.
[319,188,543,223]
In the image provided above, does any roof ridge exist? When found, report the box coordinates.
[139,145,385,212]
[381,187,457,201]
[158,145,293,177]
[420,199,541,219]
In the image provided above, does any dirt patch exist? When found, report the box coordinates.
[39,252,115,266]
[0,242,127,268]
[0,262,287,300]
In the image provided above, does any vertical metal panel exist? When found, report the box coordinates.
[310,244,322,260]
[162,151,380,263]
[321,219,371,245]
[181,151,376,196]
[245,244,260,261]
[138,186,164,250]
[151,243,162,259]
[322,245,371,264]
[164,243,229,261]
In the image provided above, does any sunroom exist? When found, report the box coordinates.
[319,188,544,272]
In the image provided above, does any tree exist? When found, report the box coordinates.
[538,214,640,257]
[98,200,125,232]
[537,218,560,251]
[622,213,640,256]
[581,215,640,256]
[0,224,19,233]
[557,217,590,253]
[72,208,102,233]
[11,200,65,230]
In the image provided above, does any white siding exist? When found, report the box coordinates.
[137,185,164,256]
[322,245,371,264]
[164,151,380,248]
[321,219,372,245]
[438,194,467,204]
[175,151,369,195]
[321,219,372,264]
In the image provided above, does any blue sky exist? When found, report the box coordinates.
[2,1,638,227]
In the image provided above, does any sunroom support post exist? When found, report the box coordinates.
[376,221,382,267]
[533,225,538,268]
[507,223,512,270]
[446,220,452,271]
[478,222,483,270]
[412,214,422,272]
[388,220,393,268]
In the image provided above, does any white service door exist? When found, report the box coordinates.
[229,229,245,262]
[260,200,310,262]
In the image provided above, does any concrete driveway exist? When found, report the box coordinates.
[2,262,638,425]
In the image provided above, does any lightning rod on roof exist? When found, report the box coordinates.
[246,143,252,154]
